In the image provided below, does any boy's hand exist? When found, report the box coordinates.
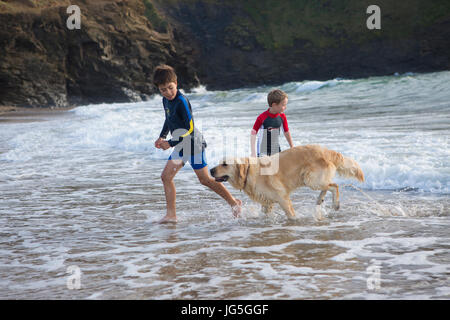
[159,140,171,150]
[155,137,164,149]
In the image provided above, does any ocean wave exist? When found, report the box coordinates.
[186,78,352,106]
[339,162,449,194]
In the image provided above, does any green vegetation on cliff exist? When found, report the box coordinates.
[233,0,450,50]
[157,0,449,50]
[143,0,168,33]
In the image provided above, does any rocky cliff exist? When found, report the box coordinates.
[1,0,449,108]
[154,0,450,90]
[0,0,199,108]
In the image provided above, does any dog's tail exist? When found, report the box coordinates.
[329,150,365,182]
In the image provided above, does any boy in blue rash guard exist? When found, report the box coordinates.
[153,65,242,223]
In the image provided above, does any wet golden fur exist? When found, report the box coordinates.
[210,145,364,219]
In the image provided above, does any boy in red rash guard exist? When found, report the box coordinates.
[251,89,294,157]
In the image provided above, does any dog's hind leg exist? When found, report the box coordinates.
[278,197,297,220]
[312,190,327,221]
[328,183,340,210]
[316,190,327,205]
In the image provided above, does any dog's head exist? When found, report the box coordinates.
[210,157,249,190]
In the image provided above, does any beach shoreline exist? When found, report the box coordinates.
[0,105,75,123]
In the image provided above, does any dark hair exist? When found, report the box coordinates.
[267,89,288,107]
[152,64,177,87]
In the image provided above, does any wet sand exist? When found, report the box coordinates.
[0,106,75,123]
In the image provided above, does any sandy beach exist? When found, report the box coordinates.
[0,106,75,123]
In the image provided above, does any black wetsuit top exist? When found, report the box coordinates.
[159,90,206,155]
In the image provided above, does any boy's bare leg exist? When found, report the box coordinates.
[159,159,184,223]
[194,166,242,217]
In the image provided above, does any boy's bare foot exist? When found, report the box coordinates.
[231,199,242,218]
[158,215,178,224]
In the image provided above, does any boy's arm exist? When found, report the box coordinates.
[284,131,294,148]
[281,114,293,148]
[155,120,169,149]
[251,115,263,157]
[159,119,170,139]
[250,130,257,157]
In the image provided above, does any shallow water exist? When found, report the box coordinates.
[0,71,449,299]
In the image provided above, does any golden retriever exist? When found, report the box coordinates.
[210,145,364,219]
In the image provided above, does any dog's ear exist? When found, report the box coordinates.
[236,158,249,186]
[237,163,246,182]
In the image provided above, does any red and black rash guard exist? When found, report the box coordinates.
[252,109,289,156]
[159,90,206,155]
